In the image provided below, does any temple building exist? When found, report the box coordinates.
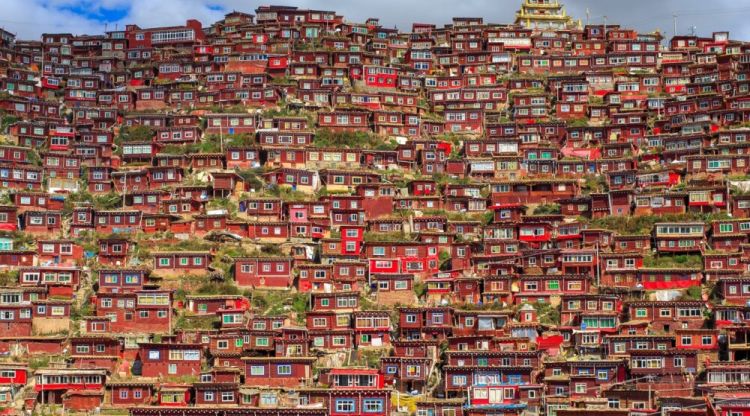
[515,0,582,30]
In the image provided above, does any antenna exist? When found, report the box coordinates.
[672,14,678,37]
[586,8,590,26]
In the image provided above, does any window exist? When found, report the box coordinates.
[312,318,327,327]
[631,358,663,368]
[452,375,467,386]
[336,400,356,413]
[250,366,264,376]
[277,365,292,375]
[363,399,384,413]
[259,392,277,406]
[678,308,702,318]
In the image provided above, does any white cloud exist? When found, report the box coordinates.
[0,0,747,41]
[120,0,225,30]
[0,0,109,37]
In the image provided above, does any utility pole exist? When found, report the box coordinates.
[40,372,44,412]
[122,170,127,208]
[595,242,601,288]
[219,115,225,153]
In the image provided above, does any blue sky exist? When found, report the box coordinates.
[58,3,129,22]
[1,0,749,40]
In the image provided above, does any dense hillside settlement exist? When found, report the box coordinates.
[2,0,750,415]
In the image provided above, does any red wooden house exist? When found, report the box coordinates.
[226,146,261,169]
[398,307,454,340]
[353,311,391,348]
[653,222,705,253]
[185,295,247,315]
[34,368,106,405]
[717,276,750,305]
[637,268,703,290]
[204,113,256,134]
[0,291,33,336]
[317,110,371,132]
[97,238,130,266]
[311,291,359,313]
[515,274,591,305]
[21,210,62,236]
[627,300,706,332]
[106,380,154,408]
[70,335,121,371]
[97,268,149,293]
[365,241,440,277]
[19,265,81,297]
[242,356,315,388]
[234,257,294,288]
[371,274,416,306]
[93,210,143,234]
[37,239,83,265]
[136,342,202,378]
[95,290,172,333]
[152,251,213,277]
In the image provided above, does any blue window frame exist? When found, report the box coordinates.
[507,374,522,384]
[335,399,356,413]
[363,398,383,413]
